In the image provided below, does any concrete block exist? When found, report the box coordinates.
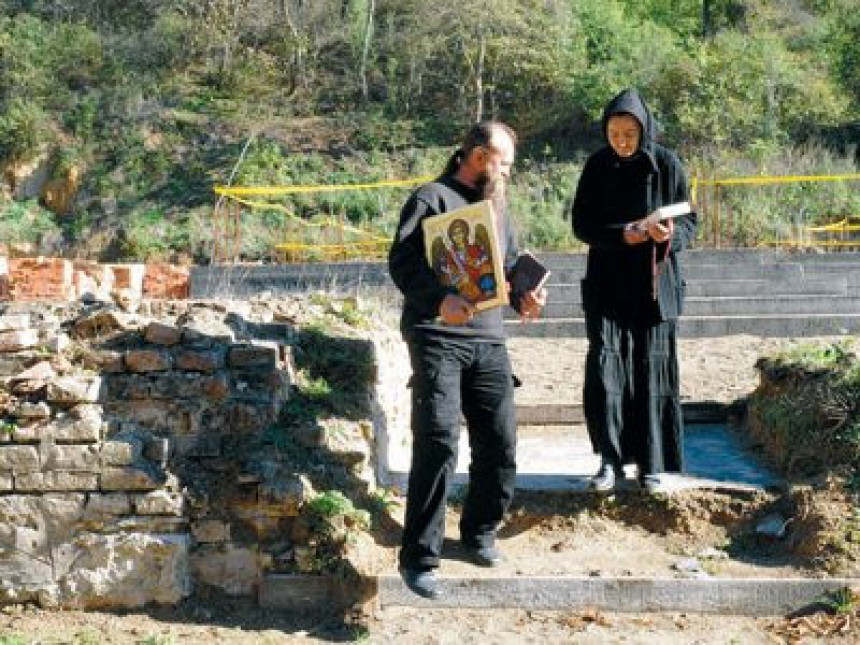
[51,405,104,443]
[0,329,39,352]
[125,349,172,372]
[46,444,100,471]
[134,491,184,516]
[15,471,99,492]
[100,465,164,491]
[143,322,182,346]
[227,343,278,370]
[191,519,230,543]
[0,314,30,331]
[259,574,336,611]
[377,575,860,615]
[85,492,132,516]
[0,445,40,470]
[174,348,225,372]
[47,375,103,404]
[100,440,141,466]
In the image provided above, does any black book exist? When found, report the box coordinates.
[509,250,551,294]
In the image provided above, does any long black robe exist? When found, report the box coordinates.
[571,88,698,474]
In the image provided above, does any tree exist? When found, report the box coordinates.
[827,1,860,113]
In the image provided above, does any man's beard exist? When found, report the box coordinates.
[476,171,507,213]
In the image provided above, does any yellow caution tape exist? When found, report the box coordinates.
[221,195,390,242]
[806,218,860,233]
[275,241,388,251]
[214,176,430,257]
[215,175,434,197]
[763,239,860,248]
[694,173,860,187]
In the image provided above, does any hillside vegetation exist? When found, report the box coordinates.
[0,0,858,262]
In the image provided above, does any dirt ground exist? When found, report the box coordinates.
[2,597,857,644]
[506,334,844,407]
[2,334,857,644]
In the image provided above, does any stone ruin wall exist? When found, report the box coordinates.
[0,258,411,610]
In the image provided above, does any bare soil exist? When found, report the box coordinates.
[2,334,858,644]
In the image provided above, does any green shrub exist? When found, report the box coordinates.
[0,199,61,248]
[0,634,28,645]
[510,160,579,251]
[750,340,860,479]
[123,208,189,261]
[0,97,49,162]
[689,144,860,246]
[307,490,370,530]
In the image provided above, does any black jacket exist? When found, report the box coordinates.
[388,175,519,341]
[572,88,697,322]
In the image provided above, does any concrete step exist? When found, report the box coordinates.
[374,575,857,614]
[257,571,857,615]
[190,264,390,297]
[258,570,857,615]
[380,422,780,494]
[537,249,781,270]
[545,262,806,285]
[516,402,729,426]
[686,277,845,297]
[190,252,860,300]
[506,313,860,338]
[529,276,848,298]
[513,294,860,319]
[539,249,860,270]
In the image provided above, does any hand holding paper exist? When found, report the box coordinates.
[624,201,690,243]
[639,201,691,227]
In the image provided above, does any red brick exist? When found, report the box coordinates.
[109,264,145,291]
[8,258,73,302]
[3,258,189,302]
[0,257,9,301]
[143,264,189,299]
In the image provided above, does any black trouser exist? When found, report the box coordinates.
[399,334,517,571]
[582,313,683,475]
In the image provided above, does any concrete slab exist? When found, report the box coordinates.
[507,313,860,338]
[258,574,335,610]
[522,295,860,319]
[381,423,781,493]
[515,402,728,426]
[377,574,860,615]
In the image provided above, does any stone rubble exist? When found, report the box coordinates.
[0,293,392,610]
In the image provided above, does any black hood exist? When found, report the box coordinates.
[601,88,658,168]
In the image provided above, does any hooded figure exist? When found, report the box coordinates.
[572,88,698,493]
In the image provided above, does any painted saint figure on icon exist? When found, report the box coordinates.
[431,217,498,304]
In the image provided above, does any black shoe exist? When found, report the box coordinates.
[399,566,442,599]
[591,462,620,492]
[462,544,503,567]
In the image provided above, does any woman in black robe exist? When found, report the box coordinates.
[571,88,698,493]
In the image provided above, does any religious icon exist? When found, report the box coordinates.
[422,200,508,311]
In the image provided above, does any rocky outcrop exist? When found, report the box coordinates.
[40,165,81,216]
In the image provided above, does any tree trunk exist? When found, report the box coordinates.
[359,0,376,101]
[475,29,485,121]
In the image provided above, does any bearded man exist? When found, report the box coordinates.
[388,120,546,599]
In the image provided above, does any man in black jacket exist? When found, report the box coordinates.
[389,120,545,599]
[572,88,698,494]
